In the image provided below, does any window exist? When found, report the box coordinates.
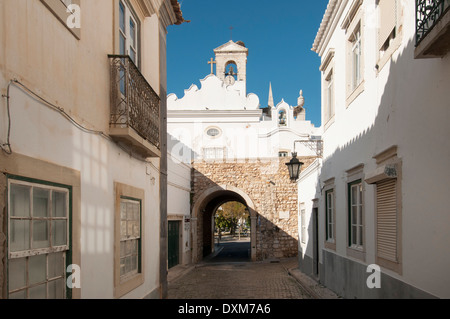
[119,197,141,280]
[278,151,289,158]
[7,178,71,299]
[365,146,402,273]
[119,0,140,66]
[114,182,144,298]
[301,209,306,244]
[325,189,335,243]
[203,147,225,160]
[348,180,363,249]
[320,49,335,128]
[325,70,334,122]
[206,127,221,138]
[342,0,364,105]
[350,26,362,91]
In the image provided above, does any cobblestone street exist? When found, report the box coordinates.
[168,238,314,299]
[168,259,313,299]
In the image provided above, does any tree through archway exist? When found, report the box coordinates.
[212,201,251,262]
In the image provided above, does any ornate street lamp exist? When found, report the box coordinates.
[285,152,304,181]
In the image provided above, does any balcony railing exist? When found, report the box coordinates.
[108,55,161,157]
[416,0,449,46]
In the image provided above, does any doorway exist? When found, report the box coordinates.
[312,208,319,278]
[168,221,180,269]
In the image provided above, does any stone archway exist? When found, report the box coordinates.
[191,185,257,263]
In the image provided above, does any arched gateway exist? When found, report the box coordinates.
[189,158,317,264]
[191,185,258,262]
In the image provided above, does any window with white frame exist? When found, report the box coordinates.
[325,189,335,243]
[301,209,306,244]
[119,0,139,65]
[350,26,362,91]
[325,69,334,122]
[7,178,70,299]
[348,180,363,249]
[203,147,225,160]
[342,0,364,103]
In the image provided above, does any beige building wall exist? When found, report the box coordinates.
[0,0,185,299]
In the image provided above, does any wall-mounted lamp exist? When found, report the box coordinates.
[285,152,304,181]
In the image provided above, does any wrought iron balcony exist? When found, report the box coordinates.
[108,55,161,157]
[415,0,450,58]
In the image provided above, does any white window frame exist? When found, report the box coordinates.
[301,209,307,244]
[351,27,362,91]
[203,147,226,160]
[114,182,145,298]
[342,0,364,107]
[345,164,366,261]
[349,181,364,250]
[7,178,70,299]
[376,0,403,72]
[119,0,140,66]
[325,189,335,244]
[325,70,334,122]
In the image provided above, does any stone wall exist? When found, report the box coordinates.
[192,156,317,261]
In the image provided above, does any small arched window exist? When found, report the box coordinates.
[278,109,287,126]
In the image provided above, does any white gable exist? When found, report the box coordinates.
[167,74,260,111]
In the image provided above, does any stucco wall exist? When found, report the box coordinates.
[0,0,172,299]
[305,0,450,298]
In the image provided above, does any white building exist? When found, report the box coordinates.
[167,40,321,163]
[166,40,322,266]
[298,0,450,298]
[0,0,186,299]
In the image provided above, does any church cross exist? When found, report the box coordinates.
[208,58,216,74]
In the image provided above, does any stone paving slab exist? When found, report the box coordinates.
[168,258,314,300]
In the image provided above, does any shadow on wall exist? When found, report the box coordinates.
[301,37,450,299]
[191,156,318,263]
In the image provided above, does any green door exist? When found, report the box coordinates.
[168,221,180,269]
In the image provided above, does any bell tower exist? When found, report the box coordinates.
[214,40,248,86]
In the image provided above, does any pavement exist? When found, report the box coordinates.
[167,236,340,299]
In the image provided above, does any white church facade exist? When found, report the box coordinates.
[166,40,322,266]
[167,40,321,163]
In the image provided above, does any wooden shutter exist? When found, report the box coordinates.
[376,178,397,262]
[378,0,397,49]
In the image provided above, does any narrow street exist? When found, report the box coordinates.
[167,236,313,299]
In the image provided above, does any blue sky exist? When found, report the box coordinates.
[166,0,329,127]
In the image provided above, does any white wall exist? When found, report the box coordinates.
[309,0,450,298]
[168,75,320,161]
[3,85,161,299]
